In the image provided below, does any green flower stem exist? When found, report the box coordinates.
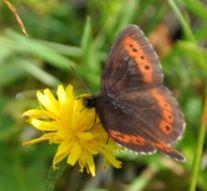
[46,162,67,191]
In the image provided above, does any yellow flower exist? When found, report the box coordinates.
[22,84,121,176]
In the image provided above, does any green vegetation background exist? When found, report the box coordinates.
[0,0,207,191]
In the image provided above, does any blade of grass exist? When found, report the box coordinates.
[16,59,60,87]
[129,164,159,191]
[194,25,207,42]
[177,41,207,71]
[168,0,196,42]
[0,62,28,87]
[168,1,207,191]
[39,40,83,58]
[182,0,207,21]
[190,87,207,191]
[40,40,107,62]
[5,30,77,70]
[94,1,124,49]
[81,16,92,51]
[80,16,101,90]
[81,16,100,72]
[117,0,138,32]
[168,0,206,69]
[177,41,207,56]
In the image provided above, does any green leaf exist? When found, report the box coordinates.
[183,0,207,21]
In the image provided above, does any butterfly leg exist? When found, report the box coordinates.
[105,134,110,145]
[79,105,86,113]
[86,113,97,131]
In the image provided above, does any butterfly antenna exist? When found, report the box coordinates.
[105,135,110,145]
[70,66,91,95]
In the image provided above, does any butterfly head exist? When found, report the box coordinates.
[83,96,97,108]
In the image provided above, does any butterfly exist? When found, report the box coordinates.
[84,25,186,162]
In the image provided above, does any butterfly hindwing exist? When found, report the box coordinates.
[116,86,185,144]
[96,87,185,161]
[95,96,156,154]
[109,130,156,155]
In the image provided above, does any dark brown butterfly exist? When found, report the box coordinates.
[84,25,186,162]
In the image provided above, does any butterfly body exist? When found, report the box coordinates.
[84,25,186,162]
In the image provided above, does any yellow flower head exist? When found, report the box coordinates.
[22,84,121,176]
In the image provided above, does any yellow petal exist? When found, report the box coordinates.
[82,142,99,155]
[37,90,60,116]
[78,157,86,173]
[21,109,52,118]
[77,132,94,141]
[58,140,73,155]
[67,142,82,166]
[66,84,74,98]
[102,150,122,169]
[29,118,59,131]
[22,133,56,145]
[53,140,72,167]
[57,85,66,104]
[85,152,95,177]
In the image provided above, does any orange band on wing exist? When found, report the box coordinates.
[154,142,172,153]
[109,130,146,145]
[151,89,174,134]
[123,37,153,83]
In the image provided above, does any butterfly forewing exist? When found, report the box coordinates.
[102,25,163,95]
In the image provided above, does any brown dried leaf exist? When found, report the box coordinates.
[3,0,28,36]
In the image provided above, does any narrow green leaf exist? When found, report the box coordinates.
[81,16,92,50]
[183,0,207,21]
[16,59,60,87]
[5,30,77,70]
[0,62,27,87]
